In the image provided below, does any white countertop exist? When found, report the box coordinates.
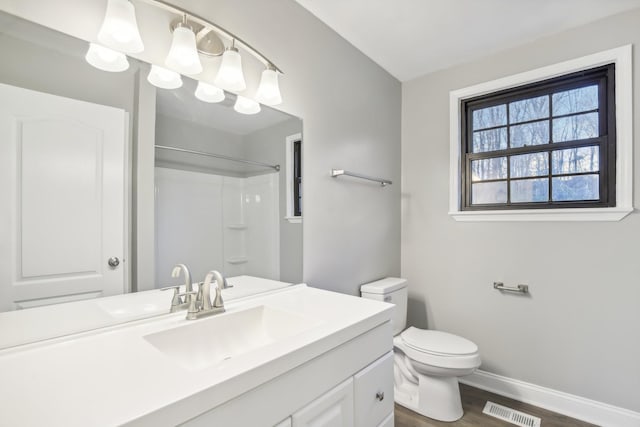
[0,285,393,426]
[0,275,293,349]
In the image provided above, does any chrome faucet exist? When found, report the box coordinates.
[171,264,193,294]
[186,270,227,320]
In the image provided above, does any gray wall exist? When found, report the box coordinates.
[245,118,303,284]
[0,0,402,295]
[183,0,402,294]
[402,9,640,411]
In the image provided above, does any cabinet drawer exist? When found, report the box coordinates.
[354,351,394,427]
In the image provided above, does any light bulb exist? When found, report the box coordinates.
[234,96,261,115]
[214,46,246,92]
[147,65,182,89]
[195,81,225,103]
[85,43,129,72]
[165,24,202,75]
[97,0,144,53]
[255,66,282,106]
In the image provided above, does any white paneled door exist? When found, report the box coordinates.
[0,83,127,311]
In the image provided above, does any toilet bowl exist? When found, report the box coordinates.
[361,278,481,422]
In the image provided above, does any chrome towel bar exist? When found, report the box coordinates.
[493,282,529,294]
[331,169,392,186]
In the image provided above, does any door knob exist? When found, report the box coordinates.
[108,257,120,268]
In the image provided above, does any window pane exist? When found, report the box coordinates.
[511,178,549,203]
[510,152,549,178]
[510,120,549,148]
[552,112,598,142]
[472,181,507,204]
[509,95,549,124]
[552,85,598,116]
[472,104,507,130]
[472,128,507,152]
[552,146,599,174]
[471,157,507,181]
[552,174,599,201]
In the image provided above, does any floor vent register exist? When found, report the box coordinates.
[482,401,542,427]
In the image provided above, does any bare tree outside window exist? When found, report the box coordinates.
[461,64,615,210]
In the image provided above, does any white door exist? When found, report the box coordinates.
[0,83,127,311]
[292,378,354,427]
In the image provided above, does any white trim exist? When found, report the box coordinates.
[461,370,640,427]
[449,45,634,222]
[285,133,302,221]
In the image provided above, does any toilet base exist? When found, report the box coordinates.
[394,355,464,422]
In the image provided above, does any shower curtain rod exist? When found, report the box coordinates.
[155,145,280,171]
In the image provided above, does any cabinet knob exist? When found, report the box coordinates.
[375,391,384,401]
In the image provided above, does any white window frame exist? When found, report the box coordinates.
[285,133,302,223]
[449,45,633,222]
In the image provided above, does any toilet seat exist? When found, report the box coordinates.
[401,327,478,356]
[394,327,481,370]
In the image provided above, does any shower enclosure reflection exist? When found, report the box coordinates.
[153,81,302,284]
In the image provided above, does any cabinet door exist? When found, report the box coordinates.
[354,351,394,427]
[292,378,354,427]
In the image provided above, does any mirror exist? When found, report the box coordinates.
[0,9,302,347]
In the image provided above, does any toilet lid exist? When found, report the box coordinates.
[400,327,478,356]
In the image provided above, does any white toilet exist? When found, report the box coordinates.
[361,277,481,422]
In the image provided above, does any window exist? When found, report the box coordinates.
[293,139,302,216]
[449,46,633,221]
[462,65,615,210]
[285,133,302,222]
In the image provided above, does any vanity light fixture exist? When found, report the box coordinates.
[147,64,183,89]
[255,64,282,106]
[214,40,246,92]
[97,0,144,53]
[89,0,284,109]
[85,43,129,72]
[234,95,261,115]
[165,15,203,75]
[195,81,225,103]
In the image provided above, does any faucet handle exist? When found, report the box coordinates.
[213,284,224,308]
[161,285,183,306]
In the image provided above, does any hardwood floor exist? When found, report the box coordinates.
[394,384,598,427]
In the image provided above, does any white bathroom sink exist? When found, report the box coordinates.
[143,305,321,371]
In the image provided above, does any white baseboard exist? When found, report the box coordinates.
[460,370,640,427]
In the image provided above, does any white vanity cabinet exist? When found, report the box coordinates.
[289,351,394,427]
[181,322,394,427]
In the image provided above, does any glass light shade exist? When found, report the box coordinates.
[255,68,282,106]
[165,26,203,75]
[97,0,144,53]
[147,65,182,89]
[234,96,261,115]
[195,81,225,103]
[214,48,246,92]
[85,43,129,72]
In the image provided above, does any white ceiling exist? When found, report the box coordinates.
[295,0,640,81]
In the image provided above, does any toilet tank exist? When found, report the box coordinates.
[360,277,407,335]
